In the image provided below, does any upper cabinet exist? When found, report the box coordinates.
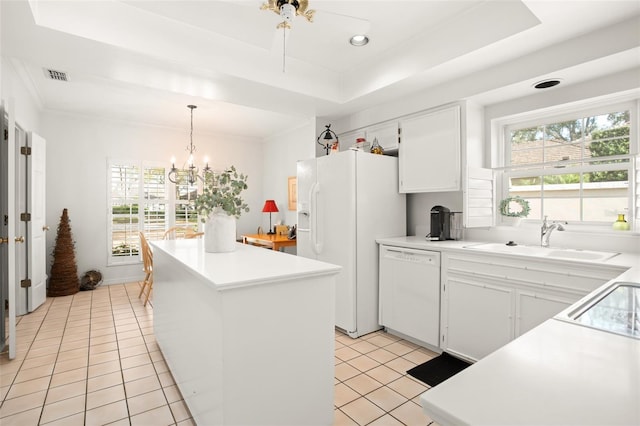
[366,121,399,153]
[399,105,461,193]
[337,129,365,152]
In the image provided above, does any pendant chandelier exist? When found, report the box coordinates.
[168,105,211,185]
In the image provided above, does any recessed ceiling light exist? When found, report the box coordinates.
[533,79,562,89]
[350,35,369,46]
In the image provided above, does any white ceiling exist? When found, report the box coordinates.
[2,0,639,139]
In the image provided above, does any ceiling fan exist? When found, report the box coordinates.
[261,0,315,30]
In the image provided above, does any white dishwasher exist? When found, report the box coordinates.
[379,245,441,348]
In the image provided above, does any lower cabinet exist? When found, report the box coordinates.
[441,251,625,362]
[444,278,513,361]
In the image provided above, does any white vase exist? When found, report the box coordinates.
[501,216,522,227]
[204,211,237,253]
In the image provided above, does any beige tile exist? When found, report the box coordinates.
[40,394,85,424]
[153,360,169,374]
[367,348,398,364]
[335,346,361,362]
[366,334,398,348]
[87,371,123,393]
[350,340,379,355]
[130,404,174,426]
[115,322,140,333]
[385,356,416,374]
[118,344,148,359]
[54,357,89,375]
[0,406,42,426]
[57,346,89,362]
[89,334,117,345]
[124,375,161,398]
[334,383,361,408]
[161,384,183,404]
[5,376,51,399]
[89,327,115,338]
[120,353,151,370]
[369,413,405,426]
[157,371,176,388]
[127,388,167,416]
[333,408,358,426]
[389,400,433,425]
[340,396,386,425]
[118,336,146,348]
[365,386,407,412]
[14,363,54,383]
[123,363,156,383]
[387,376,429,400]
[177,418,196,426]
[0,389,47,418]
[89,341,119,355]
[84,399,129,425]
[385,341,415,356]
[88,360,121,378]
[403,348,437,365]
[46,380,87,405]
[21,353,57,370]
[49,367,87,388]
[335,362,360,382]
[366,365,403,385]
[343,374,383,396]
[40,412,85,425]
[88,350,119,366]
[0,384,9,400]
[59,339,89,352]
[170,399,191,423]
[347,355,381,373]
[335,334,355,346]
[86,383,126,410]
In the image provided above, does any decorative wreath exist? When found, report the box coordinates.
[499,196,531,218]
[80,270,103,291]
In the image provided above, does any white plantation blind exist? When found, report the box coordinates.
[465,168,494,228]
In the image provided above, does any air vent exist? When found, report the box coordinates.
[44,68,69,82]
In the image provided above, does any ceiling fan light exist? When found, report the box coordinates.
[280,3,296,22]
[350,35,369,46]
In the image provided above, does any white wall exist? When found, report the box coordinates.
[262,120,316,253]
[2,61,42,133]
[41,111,264,284]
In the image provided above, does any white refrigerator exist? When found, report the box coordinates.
[297,150,406,338]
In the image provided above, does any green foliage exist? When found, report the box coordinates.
[587,126,629,182]
[112,205,139,214]
[499,196,530,217]
[194,166,250,221]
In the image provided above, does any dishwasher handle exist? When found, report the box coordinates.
[381,246,440,265]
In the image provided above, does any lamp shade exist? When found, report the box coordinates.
[262,200,279,213]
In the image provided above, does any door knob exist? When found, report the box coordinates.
[15,236,25,243]
[0,237,8,244]
[43,225,50,231]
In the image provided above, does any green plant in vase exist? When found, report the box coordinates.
[194,166,250,221]
[194,166,249,253]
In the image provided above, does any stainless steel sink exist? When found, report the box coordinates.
[462,242,619,262]
[557,281,640,339]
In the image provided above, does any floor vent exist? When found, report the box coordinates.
[44,68,69,82]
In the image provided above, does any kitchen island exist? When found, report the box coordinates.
[151,239,341,426]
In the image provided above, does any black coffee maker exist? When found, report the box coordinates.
[428,205,451,241]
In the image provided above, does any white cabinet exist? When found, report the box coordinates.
[366,121,399,153]
[445,278,512,361]
[441,251,626,361]
[379,245,441,348]
[337,129,365,152]
[398,105,461,193]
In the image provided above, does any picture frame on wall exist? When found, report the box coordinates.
[288,177,297,211]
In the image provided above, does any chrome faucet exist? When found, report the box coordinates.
[541,216,565,247]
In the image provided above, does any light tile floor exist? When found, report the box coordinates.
[1,282,439,425]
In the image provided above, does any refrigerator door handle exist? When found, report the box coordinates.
[310,182,322,254]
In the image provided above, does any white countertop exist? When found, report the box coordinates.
[151,239,340,291]
[376,236,639,269]
[420,314,640,425]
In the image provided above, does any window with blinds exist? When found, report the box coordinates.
[109,161,187,265]
[500,101,637,228]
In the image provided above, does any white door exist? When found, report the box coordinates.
[1,100,17,359]
[27,132,47,312]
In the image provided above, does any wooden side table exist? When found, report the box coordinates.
[242,233,296,252]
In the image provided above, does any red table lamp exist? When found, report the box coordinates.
[262,200,279,235]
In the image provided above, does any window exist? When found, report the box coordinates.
[108,161,197,265]
[499,100,638,228]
